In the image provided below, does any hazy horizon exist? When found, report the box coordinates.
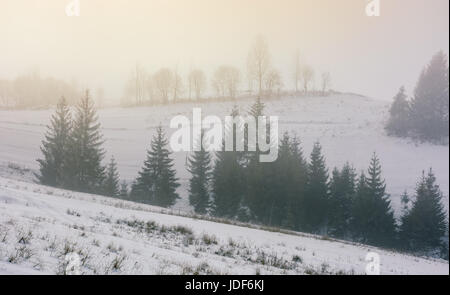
[1,0,449,103]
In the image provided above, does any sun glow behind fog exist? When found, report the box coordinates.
[0,0,448,102]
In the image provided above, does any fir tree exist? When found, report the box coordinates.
[187,131,212,214]
[410,51,449,141]
[37,97,71,187]
[103,156,120,197]
[119,180,129,199]
[249,97,265,119]
[303,142,329,233]
[243,97,266,164]
[400,190,410,215]
[328,163,356,238]
[386,86,410,137]
[267,133,291,227]
[212,107,246,218]
[131,125,179,207]
[400,169,448,252]
[267,133,308,229]
[351,153,396,247]
[243,97,278,224]
[286,135,309,230]
[64,91,105,193]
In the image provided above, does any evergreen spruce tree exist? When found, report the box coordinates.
[187,131,212,214]
[37,97,71,187]
[267,133,291,227]
[285,135,309,230]
[243,98,272,223]
[244,154,276,225]
[268,133,308,229]
[400,169,448,253]
[243,97,266,164]
[212,106,246,218]
[64,91,105,193]
[119,180,129,199]
[249,97,265,119]
[328,163,356,238]
[410,51,449,141]
[103,156,120,197]
[400,190,410,215]
[131,125,179,207]
[351,171,370,240]
[386,86,411,137]
[351,153,396,247]
[303,142,329,233]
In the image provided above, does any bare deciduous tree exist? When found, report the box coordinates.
[321,72,331,96]
[293,49,302,93]
[172,66,184,102]
[264,68,283,98]
[2,69,79,108]
[188,69,206,100]
[153,68,174,104]
[212,65,241,99]
[0,80,14,108]
[145,74,155,104]
[247,35,271,98]
[124,63,147,105]
[302,65,314,94]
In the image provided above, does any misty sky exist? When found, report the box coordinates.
[1,0,449,102]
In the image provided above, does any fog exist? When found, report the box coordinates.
[0,0,448,103]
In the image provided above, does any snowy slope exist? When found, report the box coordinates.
[0,176,448,275]
[0,94,448,214]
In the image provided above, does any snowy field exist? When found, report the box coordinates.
[0,94,448,214]
[0,176,448,275]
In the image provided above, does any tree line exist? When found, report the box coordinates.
[37,91,124,197]
[121,36,331,106]
[38,94,448,259]
[0,70,80,109]
[1,36,330,109]
[386,51,449,143]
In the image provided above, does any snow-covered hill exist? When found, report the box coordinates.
[0,176,448,275]
[0,94,448,214]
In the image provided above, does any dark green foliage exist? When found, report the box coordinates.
[328,163,356,238]
[103,156,120,197]
[37,97,72,186]
[266,133,309,229]
[282,135,308,230]
[242,98,268,221]
[131,125,179,207]
[119,180,129,199]
[385,86,410,137]
[249,97,265,119]
[387,51,449,142]
[410,51,449,141]
[63,91,106,194]
[400,190,410,215]
[212,106,246,218]
[303,142,329,233]
[400,169,448,253]
[244,155,276,224]
[187,131,212,214]
[351,154,396,247]
[211,149,245,218]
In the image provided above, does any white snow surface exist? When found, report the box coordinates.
[0,176,448,275]
[0,94,448,214]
